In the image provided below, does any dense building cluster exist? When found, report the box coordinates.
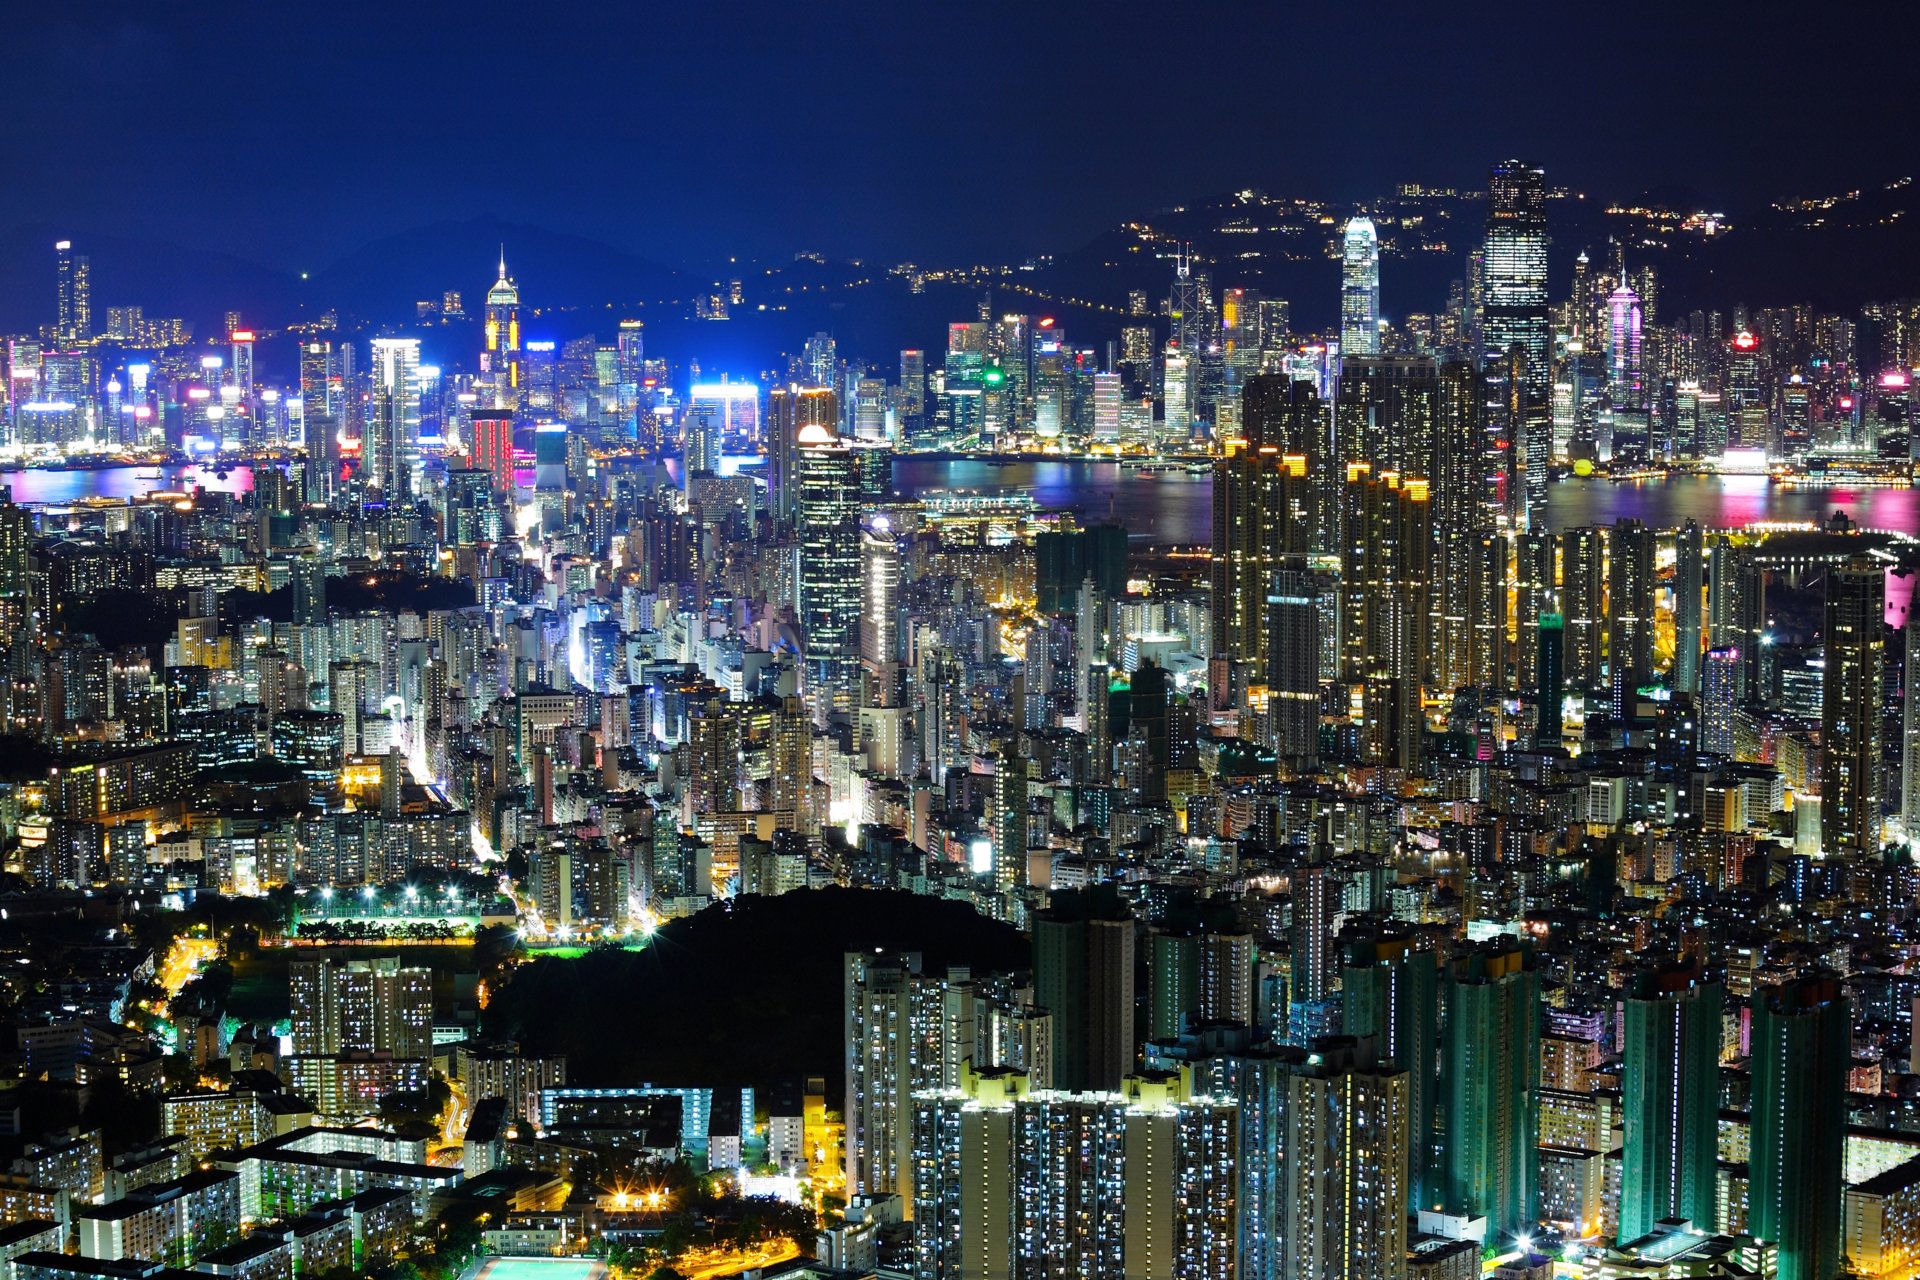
[0,156,1917,1280]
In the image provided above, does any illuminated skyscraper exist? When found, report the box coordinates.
[794,426,861,713]
[768,385,837,528]
[366,338,421,498]
[470,409,515,494]
[484,251,522,410]
[1748,977,1849,1280]
[1340,217,1380,359]
[1905,603,1920,841]
[1820,559,1886,855]
[1606,283,1645,409]
[1482,161,1550,399]
[1618,962,1722,1244]
[1211,376,1318,666]
[55,240,91,344]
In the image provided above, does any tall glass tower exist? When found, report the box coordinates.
[1340,217,1380,359]
[1482,161,1550,397]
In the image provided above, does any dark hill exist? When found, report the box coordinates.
[481,888,1029,1091]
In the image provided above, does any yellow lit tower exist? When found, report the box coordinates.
[483,247,522,412]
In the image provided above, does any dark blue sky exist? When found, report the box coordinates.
[7,0,1914,273]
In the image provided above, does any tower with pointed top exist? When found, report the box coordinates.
[484,249,522,412]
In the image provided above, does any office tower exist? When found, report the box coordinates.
[1211,376,1319,666]
[55,240,91,344]
[912,1065,1236,1280]
[1618,962,1722,1244]
[484,251,522,408]
[1536,612,1565,748]
[1701,646,1740,757]
[804,331,837,390]
[1748,978,1850,1280]
[299,340,343,478]
[794,427,861,715]
[365,338,421,498]
[1906,604,1920,842]
[1161,347,1191,441]
[1340,217,1381,358]
[1335,356,1438,477]
[1032,889,1135,1092]
[1674,520,1705,693]
[1561,526,1605,694]
[1443,941,1538,1243]
[470,409,515,494]
[1607,283,1645,408]
[1482,160,1550,398]
[899,349,926,424]
[1821,559,1886,855]
[859,516,903,704]
[767,385,837,528]
[1608,519,1656,717]
[1267,567,1322,768]
[1343,931,1439,1210]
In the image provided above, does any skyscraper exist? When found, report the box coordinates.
[1443,941,1538,1243]
[1606,283,1645,409]
[469,409,516,494]
[1674,520,1705,694]
[484,251,522,410]
[845,951,921,1206]
[55,240,91,344]
[1536,612,1565,748]
[1481,160,1550,399]
[365,338,421,498]
[794,426,861,714]
[1608,519,1656,717]
[1340,217,1380,359]
[1820,559,1885,855]
[1618,962,1722,1244]
[1905,601,1920,842]
[1211,376,1318,667]
[767,385,837,528]
[1343,930,1440,1211]
[1748,977,1850,1280]
[1701,646,1741,757]
[1278,1037,1409,1280]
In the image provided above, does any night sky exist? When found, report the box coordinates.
[8,0,1916,273]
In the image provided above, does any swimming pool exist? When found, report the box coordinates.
[471,1257,606,1280]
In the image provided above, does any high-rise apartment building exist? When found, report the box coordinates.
[1618,962,1722,1243]
[1032,890,1135,1092]
[911,1064,1236,1280]
[1443,941,1538,1241]
[1748,977,1849,1280]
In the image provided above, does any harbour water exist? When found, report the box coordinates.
[4,459,1917,543]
